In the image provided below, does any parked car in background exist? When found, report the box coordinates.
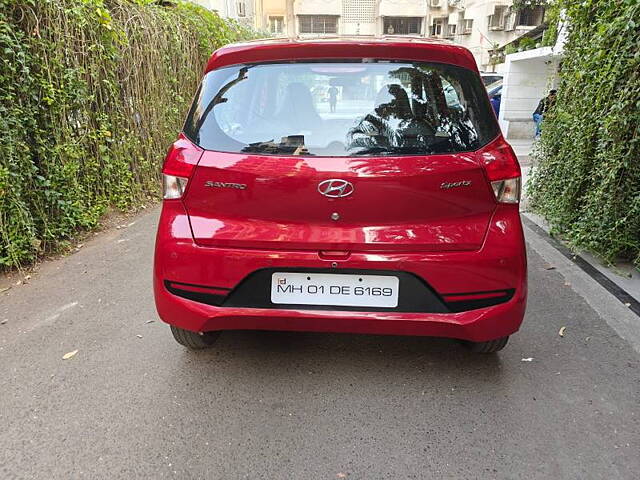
[487,81,503,117]
[154,38,527,354]
[481,72,503,87]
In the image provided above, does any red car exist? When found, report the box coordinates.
[154,37,526,353]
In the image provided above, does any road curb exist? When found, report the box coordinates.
[522,215,640,318]
[522,216,640,354]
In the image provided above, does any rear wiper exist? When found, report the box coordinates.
[349,145,431,156]
[241,141,289,154]
[241,136,313,155]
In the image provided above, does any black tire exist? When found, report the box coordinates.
[170,325,220,350]
[463,336,509,353]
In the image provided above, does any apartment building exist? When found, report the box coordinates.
[191,0,256,26]
[451,0,545,69]
[259,0,544,69]
[255,0,296,36]
[192,0,545,71]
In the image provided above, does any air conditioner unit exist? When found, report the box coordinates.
[430,0,441,7]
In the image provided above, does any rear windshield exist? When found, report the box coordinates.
[183,61,498,156]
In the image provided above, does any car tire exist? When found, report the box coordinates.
[170,325,220,350]
[463,336,509,353]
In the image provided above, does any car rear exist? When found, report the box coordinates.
[154,38,527,352]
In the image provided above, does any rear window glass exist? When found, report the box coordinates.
[183,61,498,156]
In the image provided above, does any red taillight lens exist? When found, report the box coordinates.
[162,134,202,199]
[478,137,521,181]
[478,137,521,203]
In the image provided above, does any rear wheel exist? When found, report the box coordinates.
[170,325,220,350]
[463,336,509,353]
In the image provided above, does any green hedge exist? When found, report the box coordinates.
[0,0,258,268]
[528,0,640,267]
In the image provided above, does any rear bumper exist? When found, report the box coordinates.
[153,201,527,342]
[155,281,525,342]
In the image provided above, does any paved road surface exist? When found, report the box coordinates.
[1,208,638,479]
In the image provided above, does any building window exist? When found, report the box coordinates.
[269,16,284,34]
[462,19,473,34]
[488,5,507,30]
[383,17,422,35]
[430,18,445,36]
[517,6,544,27]
[237,0,246,17]
[298,15,338,34]
[447,24,456,37]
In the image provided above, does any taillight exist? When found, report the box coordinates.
[478,137,521,204]
[162,175,188,200]
[491,178,521,204]
[162,134,203,199]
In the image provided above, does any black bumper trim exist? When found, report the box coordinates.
[165,270,515,313]
[221,267,450,313]
[164,281,226,306]
[445,290,515,312]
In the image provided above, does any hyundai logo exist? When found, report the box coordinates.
[318,179,354,198]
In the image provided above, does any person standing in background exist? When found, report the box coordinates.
[533,89,557,138]
[328,85,339,113]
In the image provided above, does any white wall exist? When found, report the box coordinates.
[191,0,255,24]
[192,0,226,14]
[379,0,427,17]
[498,47,560,139]
[294,0,341,15]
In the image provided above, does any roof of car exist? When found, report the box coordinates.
[205,36,478,73]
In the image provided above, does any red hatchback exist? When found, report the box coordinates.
[154,37,527,353]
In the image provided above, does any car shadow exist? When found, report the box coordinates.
[179,329,506,382]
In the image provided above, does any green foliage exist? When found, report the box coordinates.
[518,37,536,51]
[528,0,640,267]
[504,44,518,55]
[541,2,560,47]
[0,0,259,268]
[541,21,558,47]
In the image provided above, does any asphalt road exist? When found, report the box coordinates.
[1,207,638,479]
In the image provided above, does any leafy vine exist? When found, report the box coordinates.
[528,0,640,267]
[0,0,258,268]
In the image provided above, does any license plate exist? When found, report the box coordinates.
[271,272,399,308]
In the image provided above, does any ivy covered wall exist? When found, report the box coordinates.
[0,0,258,268]
[528,0,640,267]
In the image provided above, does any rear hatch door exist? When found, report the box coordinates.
[184,151,495,252]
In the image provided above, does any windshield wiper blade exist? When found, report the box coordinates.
[241,142,286,154]
[241,140,312,155]
[349,145,430,156]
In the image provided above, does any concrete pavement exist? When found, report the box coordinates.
[0,207,638,479]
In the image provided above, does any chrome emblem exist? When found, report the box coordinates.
[440,180,472,190]
[205,181,247,190]
[318,179,354,198]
